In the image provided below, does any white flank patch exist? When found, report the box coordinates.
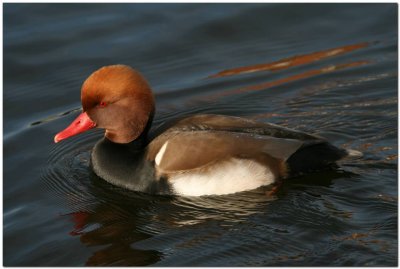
[169,158,275,196]
[155,141,168,166]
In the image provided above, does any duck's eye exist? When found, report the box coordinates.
[98,101,107,108]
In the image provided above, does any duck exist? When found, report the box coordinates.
[54,64,358,196]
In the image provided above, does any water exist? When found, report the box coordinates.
[3,3,397,266]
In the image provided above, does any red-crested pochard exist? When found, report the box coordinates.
[54,65,358,196]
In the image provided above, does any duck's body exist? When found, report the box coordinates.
[91,114,347,196]
[54,65,353,196]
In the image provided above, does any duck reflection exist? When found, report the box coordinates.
[63,169,282,265]
[64,172,166,266]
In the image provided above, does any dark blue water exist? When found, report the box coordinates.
[4,3,397,266]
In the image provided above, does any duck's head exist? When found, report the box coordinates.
[54,65,155,144]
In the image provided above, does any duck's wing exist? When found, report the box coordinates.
[147,130,301,177]
[149,114,323,142]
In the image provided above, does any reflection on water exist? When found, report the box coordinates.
[177,42,376,106]
[64,198,163,266]
[208,42,370,78]
[203,60,371,101]
[4,3,397,266]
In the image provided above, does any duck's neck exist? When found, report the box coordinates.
[91,111,160,192]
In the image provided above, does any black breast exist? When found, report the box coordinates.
[91,138,172,194]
